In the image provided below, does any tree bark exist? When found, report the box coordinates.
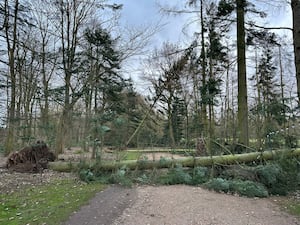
[49,148,300,172]
[236,0,249,146]
[291,0,300,104]
[4,0,19,154]
[200,0,208,136]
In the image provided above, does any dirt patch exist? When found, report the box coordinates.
[0,153,76,194]
[113,185,300,225]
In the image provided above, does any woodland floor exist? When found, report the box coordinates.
[1,153,300,225]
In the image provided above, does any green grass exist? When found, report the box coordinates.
[0,179,105,225]
[284,199,300,216]
[120,151,141,160]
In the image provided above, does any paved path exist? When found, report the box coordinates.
[64,185,137,225]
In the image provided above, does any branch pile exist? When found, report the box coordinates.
[6,141,56,173]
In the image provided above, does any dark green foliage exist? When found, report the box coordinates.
[158,164,192,185]
[246,30,277,46]
[79,169,96,183]
[255,163,282,187]
[191,167,209,184]
[171,97,186,145]
[229,180,268,197]
[204,178,268,197]
[217,0,235,17]
[135,173,151,184]
[159,156,169,167]
[255,158,300,195]
[200,78,222,106]
[76,155,299,198]
[285,135,298,148]
[204,178,230,192]
[109,168,133,187]
[0,144,4,154]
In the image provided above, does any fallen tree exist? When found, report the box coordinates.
[6,141,56,173]
[49,148,300,172]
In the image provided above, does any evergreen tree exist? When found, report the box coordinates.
[255,47,286,141]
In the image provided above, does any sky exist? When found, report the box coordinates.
[113,0,191,47]
[113,0,293,46]
[111,1,294,92]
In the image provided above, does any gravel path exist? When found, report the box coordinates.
[63,185,300,225]
[113,185,299,225]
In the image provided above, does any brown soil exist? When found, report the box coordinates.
[0,156,76,194]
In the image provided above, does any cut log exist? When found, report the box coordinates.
[49,149,300,172]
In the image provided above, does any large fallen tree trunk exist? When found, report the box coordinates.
[49,148,300,172]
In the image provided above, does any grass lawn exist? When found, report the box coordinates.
[284,199,300,217]
[0,179,105,225]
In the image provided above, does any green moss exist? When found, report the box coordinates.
[0,179,105,225]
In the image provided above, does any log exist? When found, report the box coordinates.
[49,148,300,172]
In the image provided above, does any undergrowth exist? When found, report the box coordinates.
[204,178,269,197]
[77,155,300,198]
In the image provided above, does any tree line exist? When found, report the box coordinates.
[0,0,299,155]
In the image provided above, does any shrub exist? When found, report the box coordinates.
[191,167,209,185]
[203,178,230,193]
[136,173,151,184]
[109,167,132,187]
[79,169,95,183]
[229,180,268,198]
[158,164,192,185]
[255,163,282,187]
[255,158,300,195]
[204,178,268,197]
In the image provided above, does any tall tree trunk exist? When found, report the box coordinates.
[236,0,249,146]
[291,0,300,104]
[254,47,262,149]
[4,0,19,154]
[200,0,208,137]
[168,96,175,148]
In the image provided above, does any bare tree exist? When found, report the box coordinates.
[51,0,107,154]
[3,0,20,154]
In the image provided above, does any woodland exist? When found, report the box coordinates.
[0,0,300,158]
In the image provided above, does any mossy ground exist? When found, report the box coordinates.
[0,179,105,225]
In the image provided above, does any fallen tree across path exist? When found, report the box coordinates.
[49,148,300,172]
